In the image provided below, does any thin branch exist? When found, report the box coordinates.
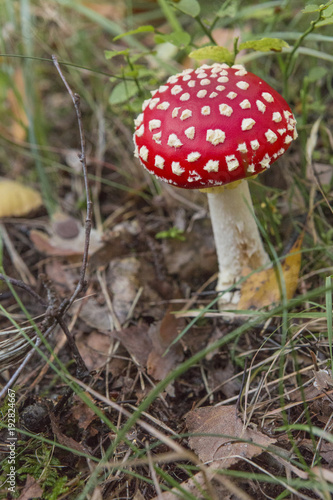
[52,55,93,313]
[0,273,47,307]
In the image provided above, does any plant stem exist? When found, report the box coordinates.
[195,16,216,45]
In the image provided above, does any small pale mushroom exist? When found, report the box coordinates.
[133,63,297,305]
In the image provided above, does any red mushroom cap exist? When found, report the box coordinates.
[133,63,297,189]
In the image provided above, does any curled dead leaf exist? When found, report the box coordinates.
[186,405,276,469]
[238,232,303,310]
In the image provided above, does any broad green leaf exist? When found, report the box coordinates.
[174,0,200,18]
[316,16,333,26]
[239,37,289,52]
[189,46,234,65]
[104,49,130,60]
[216,4,237,18]
[306,66,328,82]
[154,31,191,48]
[113,25,155,41]
[109,80,139,105]
[302,4,322,13]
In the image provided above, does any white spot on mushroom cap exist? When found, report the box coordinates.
[197,89,207,98]
[247,164,255,173]
[284,135,293,144]
[197,72,208,79]
[180,109,192,120]
[182,74,191,81]
[235,68,248,76]
[149,119,161,131]
[218,76,229,83]
[260,154,271,168]
[272,111,282,122]
[187,152,201,162]
[226,155,239,171]
[236,81,249,90]
[250,140,259,150]
[209,92,218,98]
[156,102,170,111]
[232,64,246,71]
[201,106,211,115]
[171,85,183,95]
[172,161,185,176]
[242,118,256,131]
[204,160,219,172]
[168,134,183,148]
[185,126,195,139]
[206,129,225,145]
[278,128,287,135]
[256,100,266,113]
[200,78,211,86]
[167,75,179,84]
[262,92,274,103]
[237,142,248,153]
[152,131,162,144]
[142,99,151,111]
[149,98,160,109]
[219,103,233,116]
[188,170,202,181]
[136,124,144,137]
[134,113,144,127]
[158,85,169,93]
[227,91,237,100]
[155,155,165,169]
[188,80,195,87]
[172,107,181,118]
[265,129,278,143]
[216,85,225,92]
[284,110,292,119]
[180,92,190,101]
[240,99,251,109]
[139,145,149,161]
[293,128,298,139]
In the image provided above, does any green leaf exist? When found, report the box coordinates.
[154,31,191,48]
[155,227,186,241]
[302,4,322,13]
[109,80,139,105]
[316,16,333,26]
[174,0,201,18]
[216,4,237,18]
[306,66,328,82]
[104,49,130,60]
[113,25,155,41]
[189,46,234,65]
[239,37,289,52]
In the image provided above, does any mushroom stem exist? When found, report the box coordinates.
[207,181,270,304]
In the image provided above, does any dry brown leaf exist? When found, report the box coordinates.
[30,212,103,256]
[186,405,276,469]
[147,305,184,380]
[238,232,303,310]
[0,179,42,217]
[17,474,43,500]
[49,411,89,455]
[70,394,97,430]
[313,369,333,391]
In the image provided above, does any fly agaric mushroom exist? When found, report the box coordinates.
[133,63,297,304]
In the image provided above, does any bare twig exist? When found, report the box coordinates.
[52,55,92,314]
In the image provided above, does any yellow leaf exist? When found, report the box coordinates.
[0,180,43,217]
[238,233,303,310]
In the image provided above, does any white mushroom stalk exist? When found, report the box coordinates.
[133,63,297,306]
[206,182,269,304]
